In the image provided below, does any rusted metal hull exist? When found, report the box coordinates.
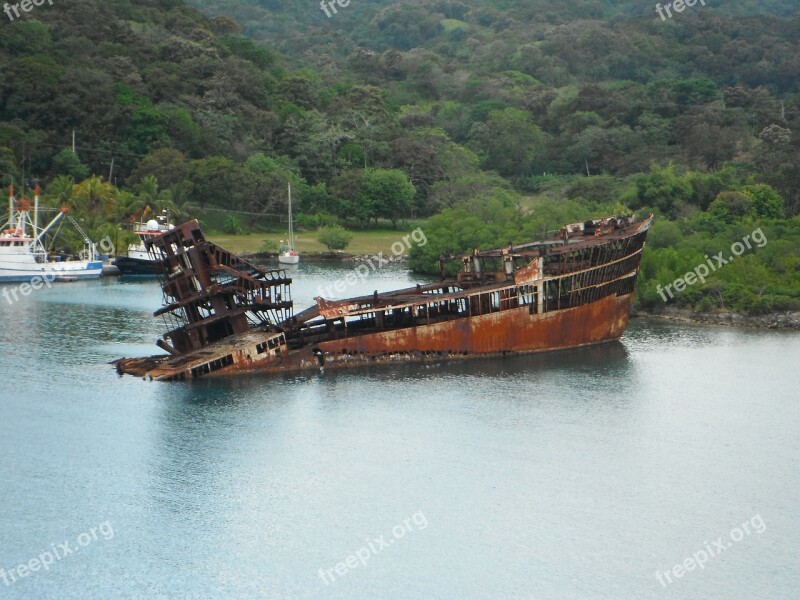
[306,293,632,369]
[115,293,632,380]
[114,214,652,381]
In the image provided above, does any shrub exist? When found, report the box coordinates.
[223,215,244,235]
[318,225,353,252]
[259,239,278,253]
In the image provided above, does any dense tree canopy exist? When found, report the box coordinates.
[1,0,799,314]
[3,0,799,220]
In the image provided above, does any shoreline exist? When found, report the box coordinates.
[242,251,409,263]
[631,307,800,330]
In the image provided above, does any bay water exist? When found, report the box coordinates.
[0,263,798,599]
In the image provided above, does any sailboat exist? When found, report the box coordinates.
[0,185,103,282]
[278,182,300,265]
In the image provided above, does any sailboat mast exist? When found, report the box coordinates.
[33,184,39,236]
[287,182,294,249]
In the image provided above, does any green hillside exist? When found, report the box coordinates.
[1,0,799,315]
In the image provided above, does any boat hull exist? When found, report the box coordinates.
[116,292,633,380]
[0,261,103,282]
[112,255,160,276]
[246,292,632,374]
[278,253,300,265]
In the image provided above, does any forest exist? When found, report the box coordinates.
[0,0,799,314]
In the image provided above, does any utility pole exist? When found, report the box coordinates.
[108,157,114,182]
[72,130,76,153]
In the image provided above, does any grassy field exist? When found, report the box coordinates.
[208,228,422,256]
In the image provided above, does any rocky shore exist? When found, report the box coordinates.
[632,307,800,330]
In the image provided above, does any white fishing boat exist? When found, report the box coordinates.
[278,182,300,265]
[0,185,103,283]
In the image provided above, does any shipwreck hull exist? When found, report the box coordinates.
[317,292,633,361]
[115,290,633,381]
[114,214,652,381]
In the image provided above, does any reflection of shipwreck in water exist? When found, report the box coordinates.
[114,214,653,381]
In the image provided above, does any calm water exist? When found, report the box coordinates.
[0,263,798,599]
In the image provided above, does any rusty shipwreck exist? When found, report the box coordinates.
[114,214,653,381]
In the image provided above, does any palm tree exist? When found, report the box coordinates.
[114,190,147,222]
[159,182,190,216]
[132,175,182,220]
[134,175,160,209]
[72,176,116,218]
[46,175,74,207]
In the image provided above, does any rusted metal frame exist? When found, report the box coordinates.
[500,287,518,311]
[540,243,640,287]
[597,247,614,283]
[589,245,602,287]
[580,262,594,299]
[317,282,508,321]
[579,253,610,300]
[563,250,643,307]
[209,261,289,286]
[558,275,569,309]
[315,280,522,335]
[592,248,607,288]
[589,262,605,287]
[517,227,628,259]
[156,269,292,332]
[215,279,293,312]
[556,275,562,310]
[542,280,550,313]
[583,255,593,291]
[600,243,614,284]
[568,276,580,309]
[316,282,457,307]
[289,305,321,325]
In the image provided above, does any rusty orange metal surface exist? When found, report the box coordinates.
[513,257,542,285]
[318,294,632,358]
[114,214,653,381]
